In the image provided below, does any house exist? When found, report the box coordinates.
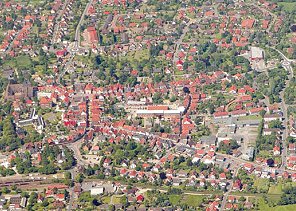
[263,128,281,136]
[213,111,229,119]
[20,197,27,208]
[249,46,264,60]
[177,170,188,178]
[136,195,144,203]
[55,193,65,201]
[242,19,255,29]
[273,146,281,156]
[231,110,247,117]
[129,170,137,178]
[289,143,296,152]
[103,158,111,167]
[242,147,254,161]
[52,200,65,209]
[219,173,227,180]
[233,179,242,190]
[243,163,254,172]
[74,183,82,195]
[264,114,282,122]
[9,196,22,209]
[172,178,181,186]
[0,197,6,209]
[86,26,98,45]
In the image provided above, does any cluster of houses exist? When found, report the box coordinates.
[73,0,294,71]
[0,195,27,210]
[51,0,74,44]
[242,162,296,183]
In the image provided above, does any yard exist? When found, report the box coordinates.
[101,196,111,204]
[268,181,296,195]
[182,194,205,207]
[168,194,181,205]
[258,198,296,211]
[43,112,62,124]
[254,178,270,193]
[111,195,123,204]
[238,115,262,121]
[125,49,150,62]
[278,2,296,12]
[168,194,204,207]
[16,55,32,69]
[268,183,283,195]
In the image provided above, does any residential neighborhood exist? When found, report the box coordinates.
[0,0,295,210]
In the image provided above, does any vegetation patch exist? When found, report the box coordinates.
[278,2,296,12]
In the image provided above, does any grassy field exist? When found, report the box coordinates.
[43,112,61,124]
[16,55,32,69]
[268,183,283,195]
[167,194,205,207]
[254,178,270,193]
[168,194,182,205]
[182,195,204,207]
[278,2,296,12]
[259,199,296,211]
[101,196,111,204]
[125,49,150,62]
[268,181,296,195]
[111,195,122,204]
[238,115,262,121]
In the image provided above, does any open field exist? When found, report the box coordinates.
[268,181,296,195]
[259,199,296,211]
[168,194,204,207]
[254,178,270,193]
[238,115,262,121]
[278,2,296,12]
[125,49,150,62]
[182,194,204,207]
[168,194,181,205]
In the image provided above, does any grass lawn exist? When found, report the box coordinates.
[2,58,17,68]
[273,204,296,211]
[257,150,273,159]
[238,115,262,121]
[168,194,182,205]
[215,33,222,39]
[268,183,283,195]
[278,2,296,12]
[16,55,32,69]
[23,125,35,133]
[259,199,296,211]
[168,194,204,207]
[43,112,61,124]
[268,181,296,195]
[101,196,111,204]
[254,178,270,193]
[182,195,204,207]
[125,49,150,62]
[112,195,123,204]
[175,70,185,75]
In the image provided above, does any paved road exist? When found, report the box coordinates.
[51,0,71,45]
[67,167,78,211]
[173,19,193,67]
[74,0,94,49]
[279,60,293,170]
[272,47,296,64]
[220,167,240,210]
[57,54,75,84]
